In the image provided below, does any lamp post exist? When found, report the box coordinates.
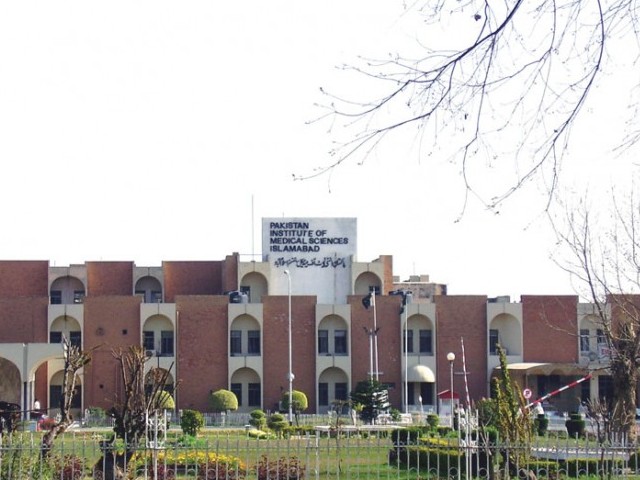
[447,352,455,428]
[284,270,293,425]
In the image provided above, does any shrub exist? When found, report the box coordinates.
[209,389,238,412]
[391,427,428,446]
[565,413,586,439]
[180,409,205,437]
[398,443,465,477]
[254,455,305,480]
[426,413,439,429]
[534,414,549,436]
[145,463,176,480]
[51,454,85,480]
[249,409,267,430]
[267,413,288,437]
[563,458,623,476]
[280,390,308,414]
[134,450,245,479]
[247,428,271,439]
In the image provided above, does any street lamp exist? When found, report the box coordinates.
[447,352,455,428]
[284,270,293,425]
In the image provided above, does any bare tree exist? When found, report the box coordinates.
[553,194,640,438]
[93,346,174,480]
[307,0,638,211]
[41,336,91,457]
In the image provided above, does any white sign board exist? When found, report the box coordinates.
[262,218,357,304]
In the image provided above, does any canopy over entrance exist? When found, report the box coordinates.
[496,362,588,376]
[404,365,435,382]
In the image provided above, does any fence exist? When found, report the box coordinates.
[2,426,640,480]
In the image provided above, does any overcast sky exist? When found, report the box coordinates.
[0,2,634,300]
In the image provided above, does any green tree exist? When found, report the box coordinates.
[209,389,238,413]
[492,344,533,475]
[280,390,308,425]
[249,409,267,430]
[180,409,204,437]
[267,413,288,437]
[350,380,389,424]
[493,345,532,443]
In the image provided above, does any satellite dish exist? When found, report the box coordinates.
[588,351,598,362]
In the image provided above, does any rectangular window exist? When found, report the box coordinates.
[489,329,499,355]
[49,385,81,409]
[248,383,261,407]
[408,382,415,405]
[248,330,260,355]
[240,286,251,303]
[334,330,347,355]
[581,378,590,403]
[318,330,329,354]
[160,330,174,356]
[69,331,81,348]
[230,330,242,356]
[50,290,62,305]
[73,291,84,304]
[143,331,155,352]
[230,383,242,406]
[580,329,590,352]
[404,329,414,353]
[49,331,63,344]
[50,385,62,411]
[335,382,348,401]
[419,329,432,354]
[319,382,329,406]
[597,329,606,345]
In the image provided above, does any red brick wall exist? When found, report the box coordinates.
[349,295,374,391]
[222,254,239,294]
[262,295,316,413]
[0,297,48,342]
[175,296,229,411]
[522,295,578,363]
[163,262,225,302]
[86,262,134,296]
[435,296,488,402]
[609,294,640,332]
[378,255,394,294]
[347,294,403,405]
[0,260,49,297]
[82,296,142,409]
[374,295,403,405]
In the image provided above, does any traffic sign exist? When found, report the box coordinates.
[523,388,532,399]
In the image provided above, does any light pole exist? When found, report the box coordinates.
[284,270,293,425]
[447,352,455,428]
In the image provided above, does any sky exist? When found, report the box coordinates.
[0,2,635,300]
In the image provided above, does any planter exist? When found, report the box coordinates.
[565,413,586,438]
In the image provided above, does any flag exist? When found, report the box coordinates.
[362,293,372,309]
